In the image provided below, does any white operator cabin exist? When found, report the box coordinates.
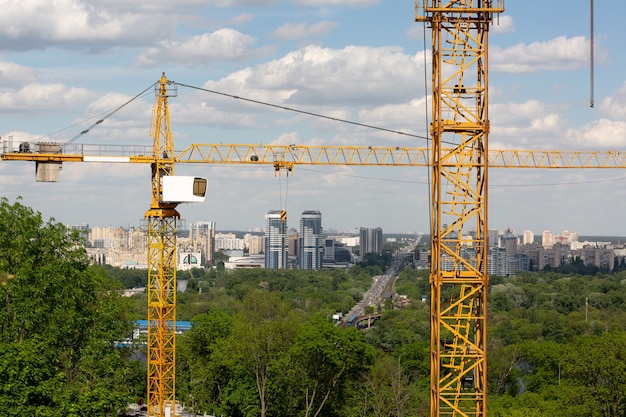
[161,176,207,203]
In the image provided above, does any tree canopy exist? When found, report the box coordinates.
[0,197,142,416]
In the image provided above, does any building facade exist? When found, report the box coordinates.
[359,227,383,256]
[523,229,534,245]
[245,234,264,255]
[189,221,216,265]
[265,210,287,269]
[300,210,323,270]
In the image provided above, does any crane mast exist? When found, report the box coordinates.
[416,1,503,416]
[145,73,180,417]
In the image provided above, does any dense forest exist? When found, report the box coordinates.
[1,197,626,416]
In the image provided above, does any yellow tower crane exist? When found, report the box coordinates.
[144,74,208,417]
[5,96,626,417]
[144,73,180,417]
[4,138,626,417]
[416,1,503,416]
[12,73,208,417]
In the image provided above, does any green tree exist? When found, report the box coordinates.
[285,315,375,417]
[229,291,300,417]
[177,310,234,416]
[361,355,416,417]
[565,332,626,417]
[0,198,138,416]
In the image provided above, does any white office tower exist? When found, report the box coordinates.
[265,210,287,269]
[300,210,323,270]
[523,229,534,245]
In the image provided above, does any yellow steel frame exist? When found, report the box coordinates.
[417,1,503,416]
[175,145,626,168]
[3,58,625,417]
[146,216,178,417]
[144,74,180,417]
[5,144,626,169]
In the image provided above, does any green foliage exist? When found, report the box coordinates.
[357,354,424,417]
[394,266,428,301]
[211,267,372,318]
[284,315,375,417]
[99,264,147,288]
[0,198,141,415]
[357,252,393,276]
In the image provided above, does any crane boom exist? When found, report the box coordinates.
[3,143,626,169]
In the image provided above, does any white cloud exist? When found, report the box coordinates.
[273,21,338,41]
[246,45,425,106]
[166,45,427,137]
[490,100,569,149]
[357,98,429,140]
[566,119,626,148]
[0,0,170,50]
[599,81,626,120]
[0,83,93,111]
[492,36,588,73]
[0,61,38,86]
[492,15,515,34]
[134,29,268,68]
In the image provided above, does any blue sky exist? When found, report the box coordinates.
[2,0,626,236]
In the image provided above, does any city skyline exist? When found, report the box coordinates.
[76,219,626,242]
[2,2,626,235]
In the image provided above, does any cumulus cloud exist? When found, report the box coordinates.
[272,21,338,41]
[0,61,38,87]
[599,81,626,120]
[492,36,588,73]
[357,98,429,137]
[492,15,515,34]
[0,83,93,112]
[157,45,427,139]
[490,100,569,149]
[566,119,626,148]
[244,45,425,106]
[134,29,269,68]
[0,0,174,51]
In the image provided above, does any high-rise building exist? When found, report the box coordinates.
[488,228,499,248]
[245,234,264,255]
[215,233,245,250]
[501,228,518,257]
[190,221,215,265]
[542,230,555,249]
[359,227,383,255]
[324,238,336,262]
[523,229,534,245]
[265,210,287,269]
[300,210,323,270]
[288,233,300,257]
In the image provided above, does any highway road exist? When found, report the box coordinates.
[340,253,407,326]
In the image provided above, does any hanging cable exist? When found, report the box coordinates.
[60,83,156,151]
[423,23,433,239]
[175,81,431,142]
[590,0,595,108]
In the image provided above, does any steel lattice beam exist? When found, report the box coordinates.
[417,1,503,416]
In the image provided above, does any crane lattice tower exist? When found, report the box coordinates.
[416,1,503,416]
